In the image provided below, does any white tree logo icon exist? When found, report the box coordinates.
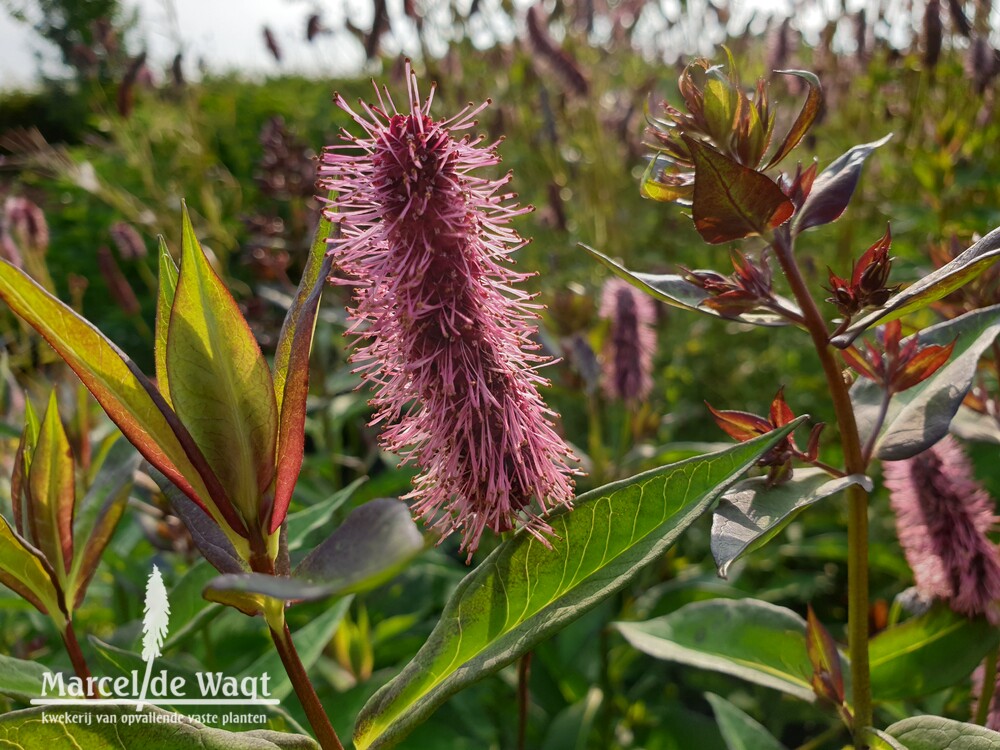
[136,565,170,710]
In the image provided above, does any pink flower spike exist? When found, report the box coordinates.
[599,278,657,405]
[319,62,578,559]
[883,436,1000,623]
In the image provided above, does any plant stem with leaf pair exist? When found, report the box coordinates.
[772,226,872,747]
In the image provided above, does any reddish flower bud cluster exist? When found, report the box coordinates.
[319,64,578,557]
[707,388,824,485]
[683,250,775,318]
[826,226,897,318]
[841,320,955,395]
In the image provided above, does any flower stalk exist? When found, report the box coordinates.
[771,226,872,744]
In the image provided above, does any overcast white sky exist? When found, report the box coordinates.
[0,0,388,89]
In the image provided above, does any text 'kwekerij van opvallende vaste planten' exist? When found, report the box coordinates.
[1,4,1000,749]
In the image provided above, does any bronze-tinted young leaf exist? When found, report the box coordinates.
[582,245,800,327]
[794,134,892,235]
[841,346,879,381]
[167,207,278,527]
[852,305,1000,460]
[68,437,138,609]
[686,137,794,244]
[27,392,75,578]
[0,258,230,533]
[706,403,772,442]
[154,237,179,407]
[892,340,955,392]
[806,605,845,706]
[0,514,61,617]
[764,70,823,170]
[832,228,1000,347]
[270,215,335,532]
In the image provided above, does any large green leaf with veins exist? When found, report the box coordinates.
[354,420,805,749]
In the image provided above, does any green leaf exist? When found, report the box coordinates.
[0,705,320,749]
[614,598,837,703]
[0,258,228,536]
[869,606,1000,701]
[155,237,179,408]
[705,692,787,750]
[354,421,805,750]
[68,436,138,609]
[794,134,892,234]
[167,207,278,527]
[242,597,352,701]
[864,728,909,750]
[271,211,335,531]
[582,245,800,327]
[832,231,1000,347]
[27,391,75,579]
[540,687,602,750]
[0,514,60,616]
[0,653,50,702]
[887,716,1000,749]
[286,478,364,552]
[206,498,424,605]
[686,137,794,244]
[711,469,872,578]
[764,70,822,170]
[851,305,1000,460]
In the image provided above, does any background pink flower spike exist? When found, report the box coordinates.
[884,435,1000,624]
[319,61,579,559]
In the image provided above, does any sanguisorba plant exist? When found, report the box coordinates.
[586,54,1000,748]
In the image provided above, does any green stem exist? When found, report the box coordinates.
[772,227,872,746]
[976,646,999,726]
[269,623,344,750]
[60,621,95,697]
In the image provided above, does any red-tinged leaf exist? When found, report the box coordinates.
[795,135,892,235]
[707,403,772,442]
[27,392,75,578]
[167,207,278,528]
[768,388,795,428]
[686,137,794,244]
[640,158,694,203]
[0,258,233,535]
[764,70,823,170]
[893,340,956,393]
[10,400,40,538]
[853,225,892,287]
[270,214,335,532]
[69,438,137,609]
[806,605,845,705]
[841,346,880,381]
[154,238,178,407]
[803,423,825,462]
[833,228,1000,347]
[0,514,61,618]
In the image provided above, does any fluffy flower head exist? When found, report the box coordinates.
[884,436,1000,623]
[599,278,657,404]
[319,62,577,556]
